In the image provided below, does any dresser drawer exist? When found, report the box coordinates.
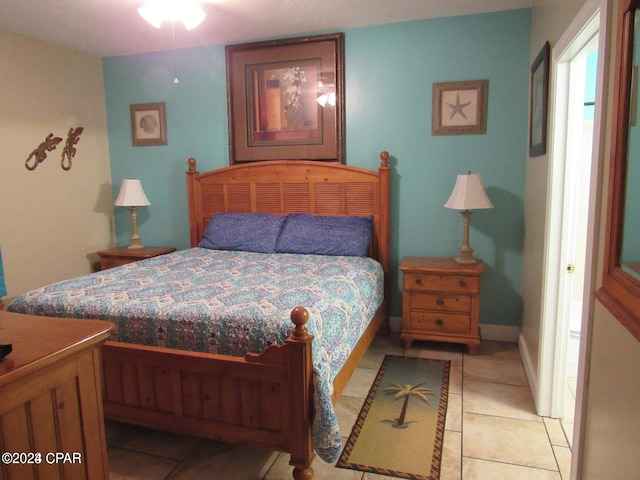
[404,272,480,293]
[410,311,471,335]
[410,292,471,313]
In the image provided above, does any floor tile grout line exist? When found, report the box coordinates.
[543,416,571,480]
[463,378,531,388]
[463,454,563,473]
[108,444,185,463]
[461,411,546,423]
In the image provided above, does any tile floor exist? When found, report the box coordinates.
[105,334,573,479]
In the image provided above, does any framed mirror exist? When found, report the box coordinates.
[597,0,640,341]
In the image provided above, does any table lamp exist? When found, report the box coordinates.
[114,179,151,250]
[444,172,494,264]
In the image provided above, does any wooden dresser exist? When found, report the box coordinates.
[0,311,113,479]
[399,257,484,354]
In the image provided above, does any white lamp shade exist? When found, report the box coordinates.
[444,173,494,210]
[114,179,151,207]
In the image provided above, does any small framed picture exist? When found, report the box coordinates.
[130,102,167,146]
[432,79,488,135]
[529,42,550,157]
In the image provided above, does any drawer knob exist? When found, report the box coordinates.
[460,280,467,288]
[436,319,444,326]
[437,299,444,306]
[415,278,422,285]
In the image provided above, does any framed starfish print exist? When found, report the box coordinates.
[432,80,488,135]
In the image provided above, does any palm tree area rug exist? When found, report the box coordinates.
[337,355,450,480]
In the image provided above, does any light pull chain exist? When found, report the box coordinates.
[171,21,179,84]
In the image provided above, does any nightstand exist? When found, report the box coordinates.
[96,246,176,270]
[399,257,485,354]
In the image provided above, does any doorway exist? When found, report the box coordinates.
[538,0,603,457]
[557,44,598,444]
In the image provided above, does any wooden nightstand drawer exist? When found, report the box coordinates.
[409,311,471,335]
[410,292,471,313]
[97,246,176,271]
[404,272,480,293]
[101,257,134,270]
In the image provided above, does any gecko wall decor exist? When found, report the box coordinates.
[25,133,63,171]
[60,127,84,171]
[24,127,84,171]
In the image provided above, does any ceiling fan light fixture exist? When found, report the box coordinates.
[138,0,206,30]
[138,1,164,28]
[182,8,206,30]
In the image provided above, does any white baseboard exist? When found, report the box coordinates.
[480,324,520,342]
[518,331,539,410]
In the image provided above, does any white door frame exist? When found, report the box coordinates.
[547,28,598,419]
[538,0,611,478]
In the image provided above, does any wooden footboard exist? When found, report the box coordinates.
[102,307,315,479]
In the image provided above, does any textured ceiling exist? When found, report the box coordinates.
[0,0,532,57]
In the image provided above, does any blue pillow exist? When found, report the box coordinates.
[198,213,286,253]
[275,214,373,257]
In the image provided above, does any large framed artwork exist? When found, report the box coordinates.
[432,80,489,136]
[529,42,550,157]
[225,33,345,164]
[130,102,167,147]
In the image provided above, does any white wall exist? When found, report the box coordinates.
[0,29,113,298]
[581,303,640,477]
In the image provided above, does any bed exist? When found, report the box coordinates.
[7,152,391,480]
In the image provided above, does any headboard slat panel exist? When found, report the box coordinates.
[255,183,282,214]
[315,182,343,215]
[227,184,251,212]
[346,182,375,216]
[202,184,225,217]
[284,183,310,213]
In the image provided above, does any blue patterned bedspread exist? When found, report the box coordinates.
[7,247,384,462]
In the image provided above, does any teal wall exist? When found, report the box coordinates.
[103,9,531,325]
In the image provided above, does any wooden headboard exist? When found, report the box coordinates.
[185,151,391,282]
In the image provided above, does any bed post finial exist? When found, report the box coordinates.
[187,157,197,174]
[379,151,389,168]
[290,307,311,339]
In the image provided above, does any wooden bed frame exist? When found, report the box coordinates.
[100,152,391,479]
